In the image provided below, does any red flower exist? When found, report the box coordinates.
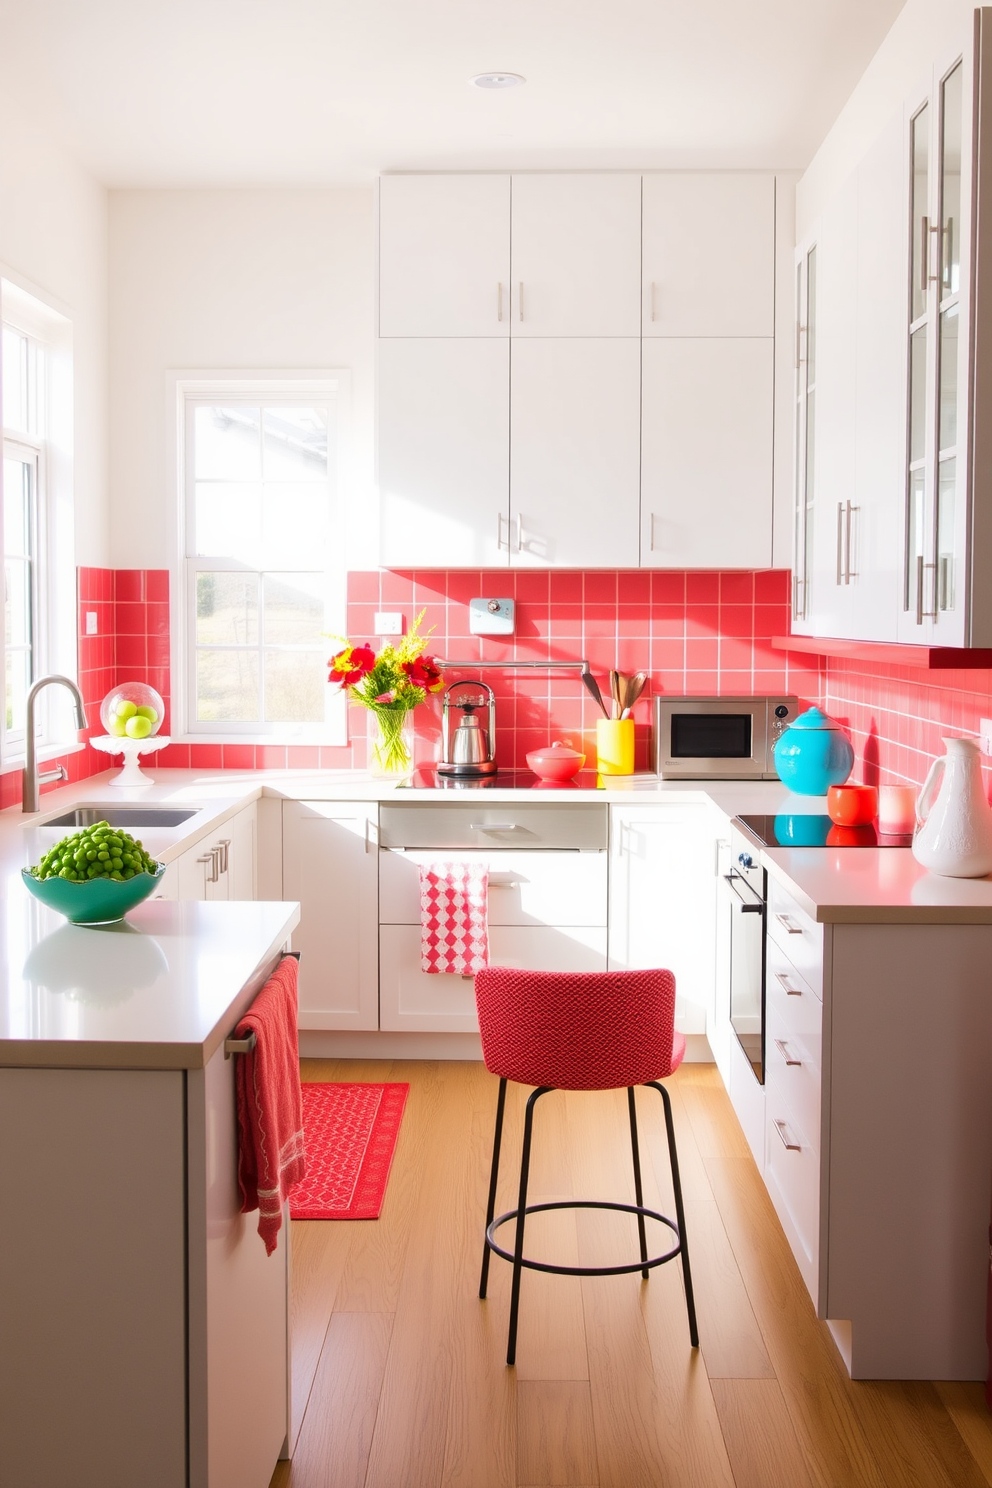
[402,654,443,691]
[328,644,376,688]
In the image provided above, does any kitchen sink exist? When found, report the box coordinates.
[38,806,201,829]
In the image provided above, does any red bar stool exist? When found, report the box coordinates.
[475,966,698,1366]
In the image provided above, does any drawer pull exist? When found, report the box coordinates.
[489,878,520,889]
[774,971,803,997]
[470,823,518,833]
[774,1038,802,1067]
[773,1118,802,1152]
[775,913,803,935]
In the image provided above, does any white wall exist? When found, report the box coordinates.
[107,189,375,570]
[797,0,975,237]
[0,100,109,568]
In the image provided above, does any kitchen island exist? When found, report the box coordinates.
[0,893,300,1488]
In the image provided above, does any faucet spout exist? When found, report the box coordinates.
[21,674,89,814]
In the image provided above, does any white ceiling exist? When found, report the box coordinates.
[0,0,907,187]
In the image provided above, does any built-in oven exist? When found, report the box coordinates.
[720,824,767,1084]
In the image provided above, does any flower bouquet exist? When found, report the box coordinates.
[328,611,445,775]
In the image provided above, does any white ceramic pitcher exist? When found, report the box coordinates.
[912,736,992,877]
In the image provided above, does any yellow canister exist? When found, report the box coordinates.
[595,717,635,775]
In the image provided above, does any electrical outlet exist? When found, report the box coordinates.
[374,612,403,635]
[85,612,98,635]
[981,719,992,755]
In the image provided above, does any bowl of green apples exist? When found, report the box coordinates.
[100,682,164,741]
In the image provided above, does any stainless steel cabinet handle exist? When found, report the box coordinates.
[916,554,925,625]
[470,823,518,833]
[775,913,803,935]
[489,879,521,889]
[843,501,858,583]
[497,512,508,551]
[774,971,803,996]
[774,1118,802,1152]
[649,512,659,551]
[497,282,503,323]
[836,502,844,585]
[514,514,523,552]
[198,850,219,884]
[218,838,230,875]
[518,281,524,322]
[774,1038,803,1066]
[920,215,930,293]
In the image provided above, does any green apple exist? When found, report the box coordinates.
[125,715,153,739]
[135,705,158,723]
[108,718,128,737]
[115,699,138,721]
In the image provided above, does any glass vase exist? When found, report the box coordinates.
[367,708,415,778]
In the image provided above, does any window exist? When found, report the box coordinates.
[180,378,347,740]
[2,313,48,756]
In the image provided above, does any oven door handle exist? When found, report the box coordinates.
[722,874,765,912]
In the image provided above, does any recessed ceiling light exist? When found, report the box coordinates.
[471,73,526,90]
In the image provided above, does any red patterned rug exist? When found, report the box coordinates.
[290,1082,409,1221]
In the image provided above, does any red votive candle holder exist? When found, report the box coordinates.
[826,783,878,826]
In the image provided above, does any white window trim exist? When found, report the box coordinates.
[0,272,77,768]
[169,370,350,746]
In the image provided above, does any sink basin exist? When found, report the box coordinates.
[39,806,201,829]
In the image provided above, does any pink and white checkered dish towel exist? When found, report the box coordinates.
[420,860,490,975]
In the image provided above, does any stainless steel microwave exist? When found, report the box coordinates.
[654,695,798,780]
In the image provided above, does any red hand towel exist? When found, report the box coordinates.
[234,954,306,1255]
[420,860,489,974]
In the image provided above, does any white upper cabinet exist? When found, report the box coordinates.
[508,174,642,336]
[642,173,775,337]
[378,337,509,568]
[378,174,510,338]
[641,337,774,569]
[510,339,641,568]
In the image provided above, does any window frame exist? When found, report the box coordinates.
[1,275,75,770]
[173,372,349,745]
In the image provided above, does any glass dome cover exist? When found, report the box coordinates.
[100,681,165,740]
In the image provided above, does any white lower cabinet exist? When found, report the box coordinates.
[157,803,256,903]
[283,801,379,1031]
[378,846,608,1033]
[608,803,719,1035]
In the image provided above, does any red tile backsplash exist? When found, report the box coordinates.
[3,564,983,800]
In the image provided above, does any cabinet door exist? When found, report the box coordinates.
[509,338,641,568]
[283,802,378,1031]
[378,174,511,338]
[510,174,642,336]
[608,804,717,1036]
[642,173,775,337]
[806,172,859,635]
[641,337,773,568]
[378,338,509,568]
[379,924,608,1033]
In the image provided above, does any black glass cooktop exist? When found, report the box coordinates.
[400,768,604,791]
[736,813,913,848]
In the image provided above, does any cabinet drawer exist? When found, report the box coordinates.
[766,996,821,1155]
[379,924,608,1033]
[765,1089,821,1275]
[378,802,608,851]
[766,938,822,1059]
[379,850,607,927]
[766,876,822,996]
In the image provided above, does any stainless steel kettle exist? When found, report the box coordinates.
[438,680,497,776]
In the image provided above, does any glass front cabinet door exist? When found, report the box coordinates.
[900,24,992,646]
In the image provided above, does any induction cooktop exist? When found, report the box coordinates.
[736,813,913,848]
[399,767,604,791]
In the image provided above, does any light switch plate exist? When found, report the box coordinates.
[374,612,404,635]
[470,597,515,636]
[981,719,992,755]
[85,612,98,635]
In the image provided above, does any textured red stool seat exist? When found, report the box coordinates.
[475,966,698,1365]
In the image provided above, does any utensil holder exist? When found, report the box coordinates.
[596,718,634,775]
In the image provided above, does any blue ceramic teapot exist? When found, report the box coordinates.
[773,706,854,796]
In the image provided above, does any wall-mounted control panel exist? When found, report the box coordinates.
[469,597,515,636]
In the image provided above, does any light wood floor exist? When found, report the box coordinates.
[270,1058,992,1488]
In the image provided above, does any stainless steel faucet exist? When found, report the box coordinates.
[21,674,88,813]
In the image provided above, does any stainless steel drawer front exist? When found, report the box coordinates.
[378,802,609,851]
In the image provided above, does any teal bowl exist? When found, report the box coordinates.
[21,863,166,925]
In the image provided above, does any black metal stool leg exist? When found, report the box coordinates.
[649,1080,698,1347]
[480,1077,507,1298]
[627,1086,650,1280]
[506,1086,550,1366]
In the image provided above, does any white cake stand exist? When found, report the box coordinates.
[90,734,171,786]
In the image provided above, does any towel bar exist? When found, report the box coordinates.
[225,1031,256,1058]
